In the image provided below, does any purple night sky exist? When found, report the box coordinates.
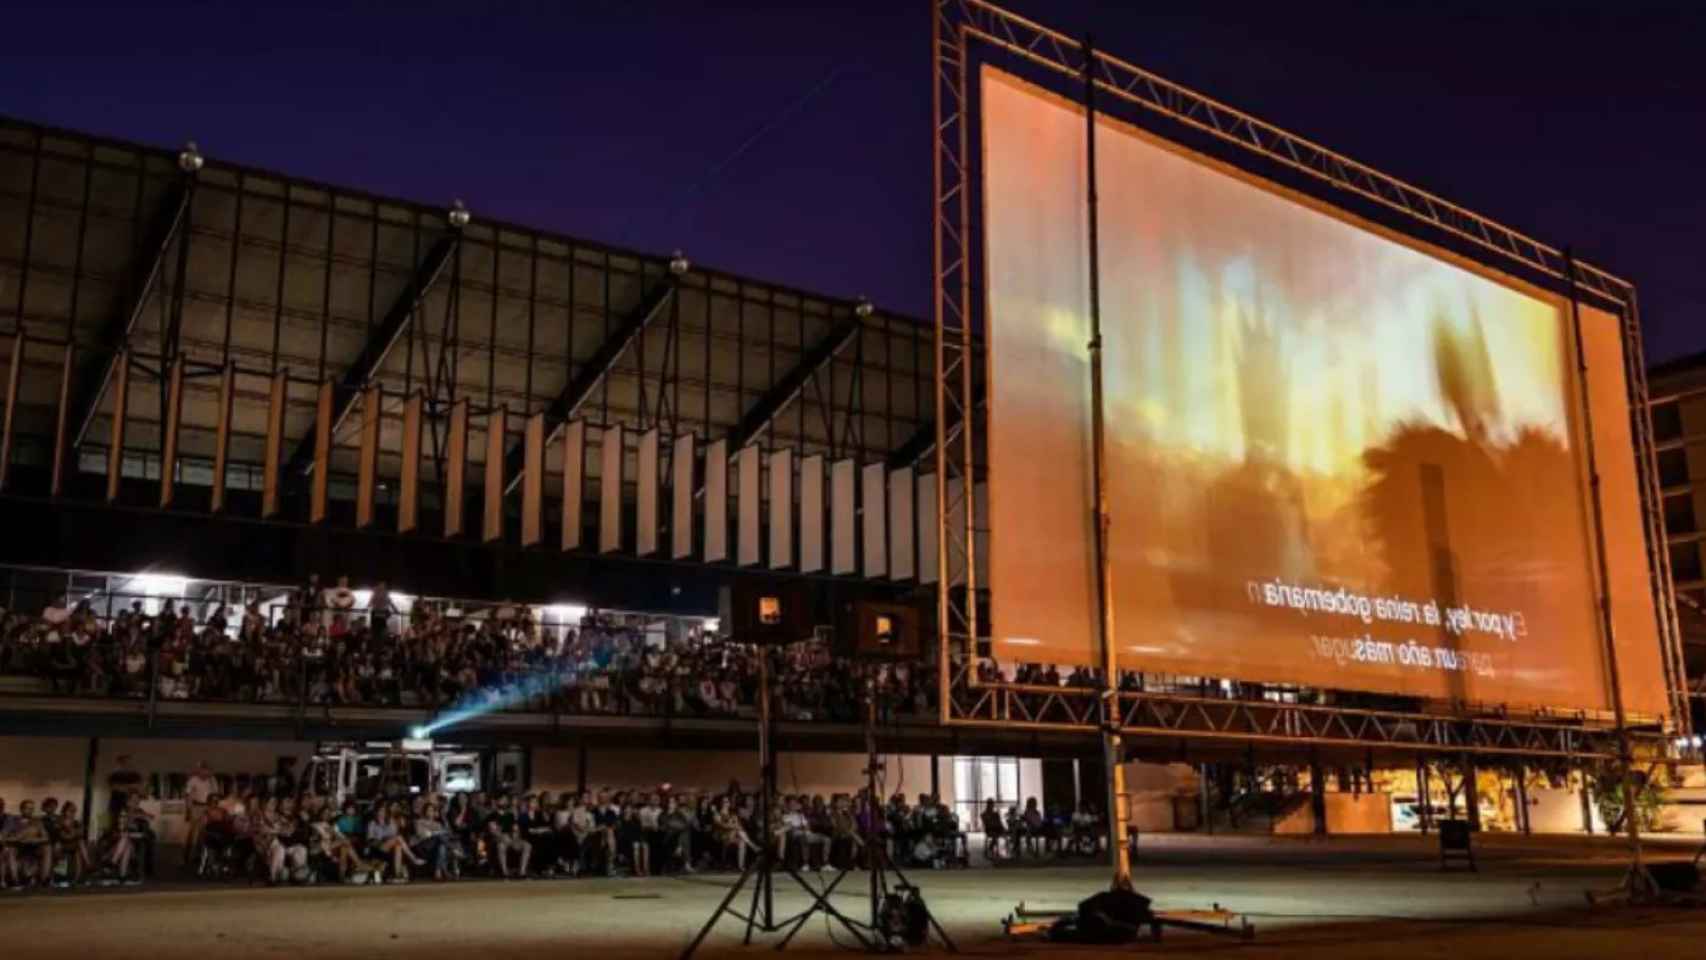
[3,1,1701,359]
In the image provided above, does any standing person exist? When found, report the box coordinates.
[299,574,322,627]
[323,577,356,631]
[183,761,218,867]
[659,795,695,874]
[368,582,396,644]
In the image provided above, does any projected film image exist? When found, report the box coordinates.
[980,68,1663,714]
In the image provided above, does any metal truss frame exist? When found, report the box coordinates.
[931,0,1691,757]
[947,681,1643,760]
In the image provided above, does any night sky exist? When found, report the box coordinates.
[3,1,1701,360]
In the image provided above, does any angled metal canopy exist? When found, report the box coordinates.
[67,176,194,450]
[725,313,863,452]
[500,280,675,495]
[282,230,460,479]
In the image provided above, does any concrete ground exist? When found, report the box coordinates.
[4,833,1704,959]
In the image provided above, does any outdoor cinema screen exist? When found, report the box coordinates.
[980,66,1667,717]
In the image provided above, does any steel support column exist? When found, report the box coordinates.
[501,281,674,494]
[67,176,193,450]
[726,312,863,453]
[281,230,461,479]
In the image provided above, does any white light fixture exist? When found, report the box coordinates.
[1003,637,1041,646]
[447,198,471,229]
[669,250,691,276]
[177,141,204,174]
[854,297,874,319]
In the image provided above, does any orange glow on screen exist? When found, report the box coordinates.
[980,67,1665,716]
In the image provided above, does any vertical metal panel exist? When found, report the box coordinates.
[737,445,761,567]
[310,379,332,523]
[483,406,506,543]
[50,343,72,497]
[704,438,728,562]
[671,433,694,559]
[105,350,129,503]
[356,385,380,527]
[799,454,824,573]
[399,391,422,532]
[889,466,914,580]
[0,332,22,492]
[769,448,792,569]
[521,412,544,547]
[917,471,938,585]
[831,458,856,575]
[209,362,234,513]
[862,462,887,578]
[444,398,468,538]
[261,369,286,518]
[561,419,584,550]
[599,424,623,553]
[158,359,184,508]
[636,428,659,556]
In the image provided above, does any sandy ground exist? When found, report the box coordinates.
[4,834,1704,959]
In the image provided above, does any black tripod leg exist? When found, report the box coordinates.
[744,857,767,942]
[777,864,873,950]
[681,856,758,960]
[776,866,859,949]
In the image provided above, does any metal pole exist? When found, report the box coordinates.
[1564,250,1650,894]
[1417,757,1432,834]
[1081,35,1131,892]
[758,648,774,928]
[865,671,881,929]
[81,737,99,840]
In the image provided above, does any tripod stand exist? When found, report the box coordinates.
[680,647,873,958]
[777,670,957,952]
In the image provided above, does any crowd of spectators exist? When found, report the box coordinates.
[0,755,157,890]
[0,575,938,722]
[1,772,1018,891]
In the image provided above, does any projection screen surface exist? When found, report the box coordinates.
[980,66,1666,716]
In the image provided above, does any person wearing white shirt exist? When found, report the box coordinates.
[780,796,829,869]
[182,762,218,867]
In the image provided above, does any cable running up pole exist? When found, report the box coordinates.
[1082,36,1133,891]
